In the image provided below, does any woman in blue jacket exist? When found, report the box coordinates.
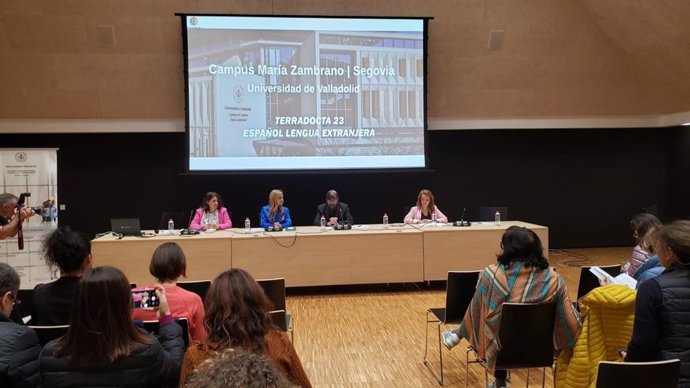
[260,189,292,230]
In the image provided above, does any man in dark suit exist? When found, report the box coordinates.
[313,190,354,227]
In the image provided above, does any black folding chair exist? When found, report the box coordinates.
[142,317,190,349]
[466,302,556,388]
[595,359,680,388]
[576,265,621,301]
[257,278,293,341]
[423,270,480,385]
[29,325,69,347]
[177,280,211,301]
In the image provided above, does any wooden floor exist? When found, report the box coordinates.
[287,247,631,388]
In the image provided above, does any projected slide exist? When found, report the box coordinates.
[184,16,426,171]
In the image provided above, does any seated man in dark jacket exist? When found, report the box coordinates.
[313,190,354,227]
[0,262,41,387]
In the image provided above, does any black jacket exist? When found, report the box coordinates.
[0,314,41,388]
[313,202,354,226]
[39,321,184,388]
[31,277,80,326]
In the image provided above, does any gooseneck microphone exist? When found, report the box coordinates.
[454,207,471,227]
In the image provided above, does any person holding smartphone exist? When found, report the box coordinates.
[39,267,184,388]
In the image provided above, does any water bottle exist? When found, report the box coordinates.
[167,218,174,235]
[431,213,437,226]
[383,213,389,229]
[244,217,251,234]
[494,210,501,226]
[320,215,326,231]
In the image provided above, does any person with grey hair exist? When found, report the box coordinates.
[313,190,354,227]
[0,193,36,240]
[0,262,41,387]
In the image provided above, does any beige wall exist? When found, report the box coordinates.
[0,0,688,120]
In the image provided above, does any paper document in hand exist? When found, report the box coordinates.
[589,266,637,289]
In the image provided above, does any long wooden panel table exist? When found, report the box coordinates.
[91,221,547,286]
[232,226,423,287]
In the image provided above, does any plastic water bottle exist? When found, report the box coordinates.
[168,218,174,235]
[244,217,251,234]
[494,210,501,226]
[431,213,437,226]
[383,213,389,229]
[320,215,326,231]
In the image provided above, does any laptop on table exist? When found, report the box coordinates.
[111,218,142,237]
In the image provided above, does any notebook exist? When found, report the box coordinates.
[110,218,142,237]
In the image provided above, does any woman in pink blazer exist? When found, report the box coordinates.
[404,189,448,224]
[189,192,232,231]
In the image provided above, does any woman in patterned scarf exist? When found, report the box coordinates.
[443,226,581,388]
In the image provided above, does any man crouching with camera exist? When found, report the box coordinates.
[0,193,36,240]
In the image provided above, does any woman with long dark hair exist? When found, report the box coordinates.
[180,269,310,387]
[39,266,184,387]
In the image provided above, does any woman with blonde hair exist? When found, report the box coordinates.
[180,269,310,387]
[404,189,448,224]
[259,190,292,230]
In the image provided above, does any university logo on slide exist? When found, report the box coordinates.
[233,86,244,103]
[15,152,28,162]
[189,17,198,26]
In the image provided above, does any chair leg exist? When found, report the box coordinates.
[526,369,530,387]
[541,367,546,388]
[422,311,444,385]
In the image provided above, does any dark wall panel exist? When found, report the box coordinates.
[0,127,671,248]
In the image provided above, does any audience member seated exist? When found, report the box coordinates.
[442,226,581,388]
[260,190,292,230]
[32,225,92,325]
[625,221,690,388]
[180,269,310,387]
[313,190,354,227]
[0,263,40,387]
[132,242,206,342]
[622,213,662,276]
[403,189,448,224]
[39,266,184,388]
[183,348,293,388]
[189,192,232,231]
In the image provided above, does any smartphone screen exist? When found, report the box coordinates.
[131,288,160,309]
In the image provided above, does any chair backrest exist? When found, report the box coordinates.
[16,288,35,319]
[158,211,185,230]
[577,265,621,301]
[29,325,69,347]
[495,302,556,369]
[269,309,288,331]
[595,359,680,388]
[177,280,212,301]
[479,206,509,222]
[443,271,480,324]
[142,317,190,348]
[257,278,286,311]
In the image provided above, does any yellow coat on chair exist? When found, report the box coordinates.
[556,284,637,388]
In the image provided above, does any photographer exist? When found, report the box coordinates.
[0,193,36,240]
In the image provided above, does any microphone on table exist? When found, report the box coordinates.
[454,207,471,227]
[335,204,351,230]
